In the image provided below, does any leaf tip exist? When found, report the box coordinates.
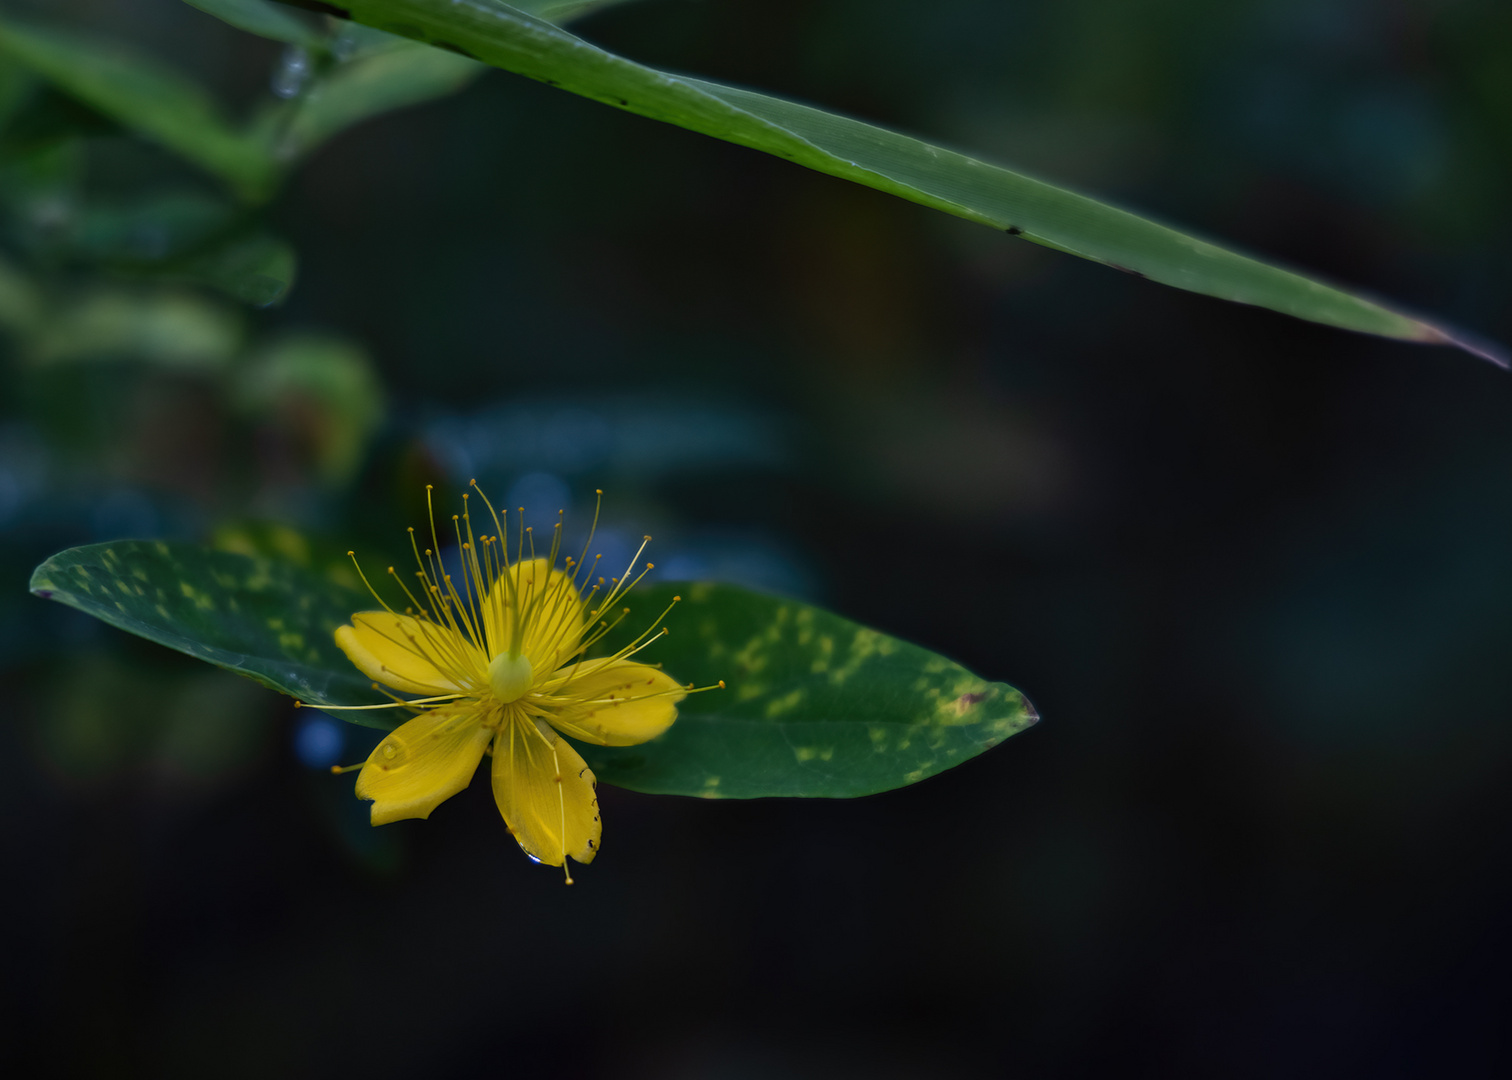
[28,561,58,597]
[1021,693,1040,725]
[1412,321,1510,370]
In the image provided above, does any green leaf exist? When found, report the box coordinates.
[306,0,1498,363]
[72,192,299,307]
[261,34,484,159]
[30,543,1037,795]
[508,0,651,23]
[231,332,386,483]
[582,583,1037,798]
[25,288,246,371]
[0,252,42,332]
[0,16,277,201]
[0,53,33,130]
[173,229,299,307]
[72,191,236,263]
[182,0,328,49]
[30,541,387,718]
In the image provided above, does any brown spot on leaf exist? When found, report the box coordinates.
[954,691,987,715]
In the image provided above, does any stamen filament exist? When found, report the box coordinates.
[313,693,467,711]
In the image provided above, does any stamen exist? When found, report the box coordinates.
[347,551,401,616]
[572,489,603,590]
[312,694,465,711]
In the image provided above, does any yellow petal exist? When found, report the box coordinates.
[354,705,494,825]
[482,557,586,672]
[542,659,686,746]
[335,611,479,696]
[491,714,600,866]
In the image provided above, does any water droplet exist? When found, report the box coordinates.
[271,46,313,99]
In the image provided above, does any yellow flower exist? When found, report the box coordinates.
[327,484,693,880]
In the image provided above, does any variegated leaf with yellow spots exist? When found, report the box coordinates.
[30,540,387,719]
[30,542,1037,796]
[583,583,1037,798]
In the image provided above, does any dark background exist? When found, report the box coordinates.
[3,0,1511,1076]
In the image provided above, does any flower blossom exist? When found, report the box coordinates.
[326,484,699,880]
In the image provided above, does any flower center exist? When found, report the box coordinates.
[488,651,534,703]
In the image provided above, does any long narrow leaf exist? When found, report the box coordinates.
[183,0,328,49]
[285,0,1499,362]
[509,0,650,22]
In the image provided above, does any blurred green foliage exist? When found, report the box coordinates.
[0,4,459,514]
